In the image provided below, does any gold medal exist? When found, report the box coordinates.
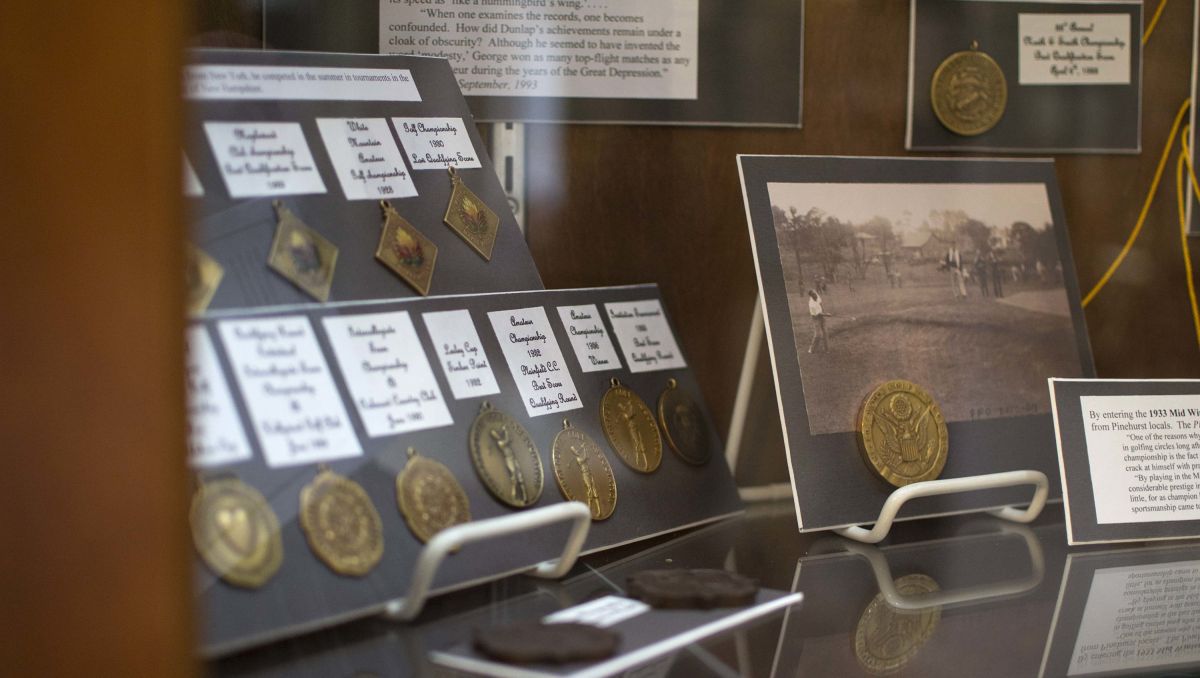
[469,402,544,508]
[185,244,224,314]
[395,447,471,543]
[299,466,383,576]
[375,200,437,296]
[443,166,499,261]
[600,379,662,473]
[190,476,282,588]
[267,201,338,302]
[656,378,712,466]
[857,380,949,487]
[551,419,617,521]
[930,40,1007,136]
[854,574,941,674]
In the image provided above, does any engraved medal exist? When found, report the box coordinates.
[600,378,663,473]
[469,401,544,508]
[267,201,338,302]
[551,419,617,521]
[185,244,223,314]
[855,574,941,674]
[930,40,1007,136]
[396,447,470,543]
[656,378,712,466]
[190,476,282,588]
[299,466,383,576]
[443,166,499,261]
[857,380,949,487]
[376,200,437,296]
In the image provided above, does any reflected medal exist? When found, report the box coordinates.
[443,166,499,261]
[600,378,663,473]
[299,466,383,576]
[376,200,437,296]
[656,378,712,465]
[857,380,949,487]
[267,201,338,302]
[469,401,544,508]
[185,244,224,314]
[855,574,941,674]
[930,40,1007,136]
[396,447,471,543]
[190,476,282,588]
[551,419,617,521]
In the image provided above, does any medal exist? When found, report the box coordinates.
[190,476,282,588]
[299,466,383,576]
[469,401,544,508]
[395,447,471,543]
[857,380,949,487]
[375,200,437,296]
[443,166,499,261]
[600,379,662,473]
[930,40,1007,136]
[185,244,223,314]
[855,574,941,674]
[267,201,339,302]
[551,419,617,521]
[656,378,712,466]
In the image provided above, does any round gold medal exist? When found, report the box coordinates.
[299,467,383,577]
[930,41,1007,136]
[600,379,663,473]
[857,380,949,487]
[469,402,544,508]
[191,476,282,588]
[854,574,941,674]
[396,447,471,543]
[551,419,618,521]
[656,378,712,466]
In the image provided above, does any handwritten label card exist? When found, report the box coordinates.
[204,122,327,198]
[183,154,204,197]
[556,304,622,373]
[186,327,252,468]
[391,117,482,170]
[1018,14,1131,85]
[218,316,362,467]
[604,300,686,373]
[315,117,418,201]
[321,311,452,437]
[487,306,581,417]
[421,309,500,400]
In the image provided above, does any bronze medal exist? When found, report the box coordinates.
[469,402,544,508]
[600,379,663,473]
[395,447,470,543]
[299,466,383,576]
[656,378,712,466]
[375,200,437,296]
[930,40,1007,137]
[267,201,338,302]
[185,244,224,314]
[854,574,941,674]
[443,166,499,261]
[190,476,282,588]
[857,380,949,487]
[551,419,617,521]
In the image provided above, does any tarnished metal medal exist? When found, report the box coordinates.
[855,574,941,674]
[656,378,712,466]
[299,466,383,576]
[395,447,470,543]
[930,40,1007,136]
[469,401,544,508]
[857,380,948,487]
[375,200,437,296]
[551,419,617,521]
[190,476,282,588]
[267,201,339,302]
[443,166,499,261]
[185,244,223,314]
[600,378,662,473]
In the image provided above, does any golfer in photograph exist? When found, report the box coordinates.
[807,289,828,353]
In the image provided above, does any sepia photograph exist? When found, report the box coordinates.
[767,181,1086,435]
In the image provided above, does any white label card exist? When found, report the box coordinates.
[421,309,501,400]
[316,118,418,201]
[204,122,327,199]
[185,65,420,101]
[218,316,362,467]
[1080,394,1200,524]
[487,306,582,417]
[543,596,650,629]
[604,299,687,373]
[183,153,204,197]
[556,304,622,373]
[391,118,482,171]
[1018,14,1132,85]
[321,311,453,438]
[186,327,253,468]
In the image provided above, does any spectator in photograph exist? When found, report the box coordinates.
[807,289,828,354]
[989,250,1004,297]
[945,246,967,299]
[973,251,990,298]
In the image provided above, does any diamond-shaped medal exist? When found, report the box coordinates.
[376,201,438,296]
[185,244,224,314]
[267,201,338,302]
[443,167,499,261]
